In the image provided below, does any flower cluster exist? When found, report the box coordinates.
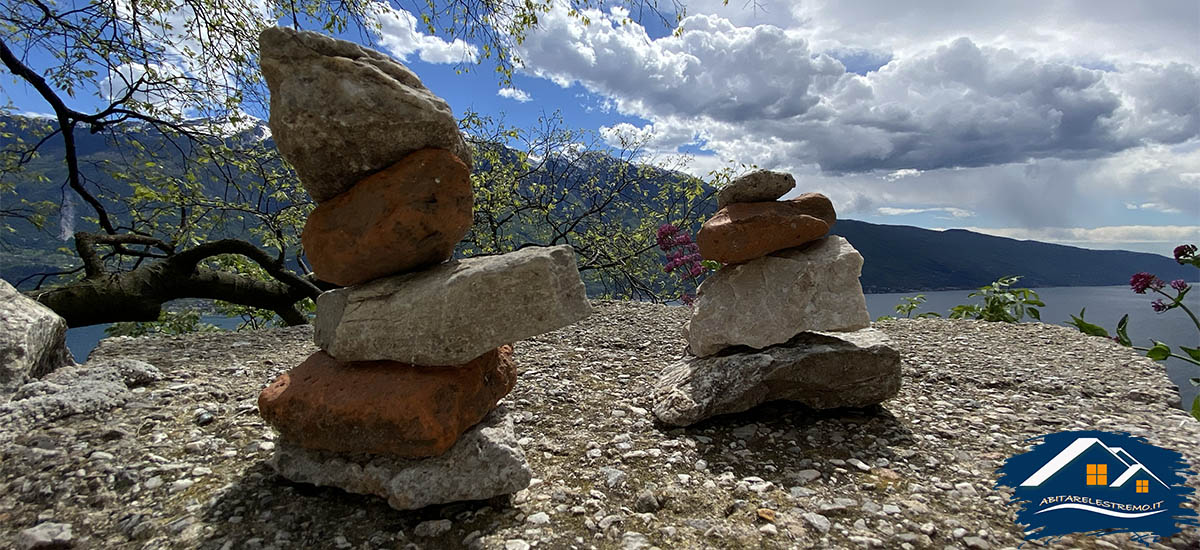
[1175,244,1197,262]
[1127,244,1197,318]
[657,223,712,305]
[657,223,704,279]
[1129,272,1165,294]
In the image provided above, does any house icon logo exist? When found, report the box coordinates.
[996,430,1198,543]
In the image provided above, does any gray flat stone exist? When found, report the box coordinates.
[315,245,592,365]
[653,328,901,427]
[270,405,532,511]
[684,236,870,357]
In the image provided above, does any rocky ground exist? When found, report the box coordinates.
[1,301,1197,550]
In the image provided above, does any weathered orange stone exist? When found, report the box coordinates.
[258,346,516,457]
[697,193,837,264]
[301,148,473,286]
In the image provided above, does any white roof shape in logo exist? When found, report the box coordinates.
[1109,463,1169,490]
[1019,437,1167,489]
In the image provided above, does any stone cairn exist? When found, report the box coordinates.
[652,170,901,426]
[254,27,592,510]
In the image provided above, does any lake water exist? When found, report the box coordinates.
[65,285,1200,411]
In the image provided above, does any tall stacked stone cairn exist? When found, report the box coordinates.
[652,170,902,426]
[254,27,592,510]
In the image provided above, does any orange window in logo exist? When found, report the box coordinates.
[1086,464,1108,485]
[1136,480,1149,493]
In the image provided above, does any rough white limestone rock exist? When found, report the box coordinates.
[0,279,74,396]
[315,245,592,365]
[684,236,870,357]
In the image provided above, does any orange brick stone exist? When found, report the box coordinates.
[301,148,472,286]
[258,346,516,457]
[697,193,837,264]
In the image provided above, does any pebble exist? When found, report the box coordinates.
[16,522,73,550]
[633,490,660,513]
[803,512,831,533]
[598,514,623,530]
[847,458,871,472]
[170,479,195,493]
[621,532,651,550]
[526,512,551,525]
[600,467,628,488]
[793,469,821,484]
[963,536,991,549]
[413,519,451,537]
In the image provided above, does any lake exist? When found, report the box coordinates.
[65,284,1200,411]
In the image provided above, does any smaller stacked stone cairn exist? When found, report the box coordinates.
[254,27,592,510]
[652,170,901,426]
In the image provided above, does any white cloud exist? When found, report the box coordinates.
[784,1,1200,66]
[883,169,922,181]
[955,225,1200,245]
[497,87,532,102]
[1125,202,1183,214]
[515,6,1199,177]
[877,207,974,218]
[367,3,478,64]
[598,121,702,153]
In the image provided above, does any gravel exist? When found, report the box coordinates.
[0,300,1196,549]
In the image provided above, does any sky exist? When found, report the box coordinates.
[5,0,1199,257]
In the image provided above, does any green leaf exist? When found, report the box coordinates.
[1145,341,1171,361]
[1192,395,1200,422]
[1180,346,1200,362]
[1115,314,1131,346]
[1067,309,1110,338]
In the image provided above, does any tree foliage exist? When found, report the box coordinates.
[460,110,714,301]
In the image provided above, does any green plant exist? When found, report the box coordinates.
[105,309,221,337]
[876,294,942,321]
[1067,243,1200,420]
[947,275,1044,322]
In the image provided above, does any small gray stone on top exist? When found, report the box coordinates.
[716,170,796,209]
